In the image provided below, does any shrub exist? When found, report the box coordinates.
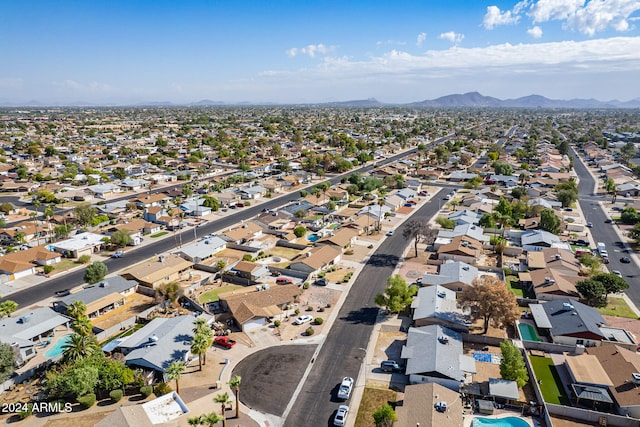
[317,307,325,312]
[344,249,354,255]
[154,382,172,396]
[43,265,54,274]
[314,317,324,325]
[17,403,33,419]
[303,282,310,289]
[305,327,315,336]
[305,305,313,311]
[109,389,123,402]
[77,393,96,409]
[273,320,281,328]
[503,267,513,276]
[140,385,153,398]
[326,303,332,308]
[78,254,91,264]
[294,309,300,315]
[242,254,253,262]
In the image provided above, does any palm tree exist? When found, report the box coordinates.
[213,392,231,427]
[61,333,98,363]
[191,334,209,371]
[44,204,54,243]
[72,316,93,336]
[31,198,41,245]
[165,360,186,395]
[228,375,242,419]
[188,413,223,427]
[66,301,87,320]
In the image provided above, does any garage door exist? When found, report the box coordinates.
[243,318,266,331]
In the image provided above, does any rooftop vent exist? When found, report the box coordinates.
[632,373,640,385]
[18,314,32,324]
[439,336,449,344]
[255,286,262,292]
[562,302,575,311]
[555,254,562,260]
[148,334,158,343]
[462,266,470,271]
[437,291,446,298]
[159,255,165,263]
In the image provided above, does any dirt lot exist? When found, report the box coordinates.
[92,293,156,331]
[373,329,406,367]
[602,314,640,340]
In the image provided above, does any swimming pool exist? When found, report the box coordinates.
[518,323,542,342]
[472,416,531,427]
[45,334,73,358]
[307,234,319,242]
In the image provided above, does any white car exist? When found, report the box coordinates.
[112,250,125,258]
[293,315,313,325]
[337,377,354,400]
[334,405,349,426]
[613,270,623,278]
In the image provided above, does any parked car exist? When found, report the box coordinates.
[54,289,71,297]
[276,277,293,285]
[620,256,632,263]
[380,360,402,372]
[586,222,593,228]
[443,195,451,200]
[602,256,610,264]
[613,270,623,278]
[337,377,354,400]
[333,405,349,426]
[573,239,589,246]
[385,230,394,236]
[314,278,328,286]
[112,250,125,258]
[605,218,614,224]
[293,315,313,325]
[213,336,236,349]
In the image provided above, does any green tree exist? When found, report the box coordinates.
[372,403,397,427]
[628,222,640,244]
[228,375,242,419]
[0,342,16,381]
[213,392,231,427]
[66,301,87,320]
[182,183,194,199]
[539,209,561,234]
[0,203,13,214]
[493,161,513,176]
[83,261,108,284]
[0,300,18,318]
[61,333,99,363]
[293,226,307,238]
[459,276,520,334]
[46,362,100,398]
[495,198,513,217]
[191,331,211,371]
[110,229,132,247]
[74,203,97,228]
[487,151,500,162]
[54,223,73,239]
[499,340,529,387]
[556,189,578,208]
[202,196,220,211]
[592,273,629,299]
[621,207,640,225]
[478,214,496,228]
[165,361,186,395]
[576,278,607,306]
[435,217,456,229]
[579,253,602,276]
[112,167,127,180]
[374,275,417,313]
[157,282,183,307]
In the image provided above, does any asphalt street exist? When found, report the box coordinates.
[283,188,446,427]
[571,148,640,303]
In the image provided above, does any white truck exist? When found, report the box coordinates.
[597,242,607,257]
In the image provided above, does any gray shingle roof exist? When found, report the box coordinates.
[58,276,137,307]
[411,286,470,327]
[421,261,477,287]
[401,325,469,381]
[541,299,606,338]
[0,307,70,344]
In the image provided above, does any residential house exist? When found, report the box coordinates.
[411,285,471,332]
[530,299,607,347]
[95,392,190,427]
[87,183,121,199]
[401,324,476,391]
[0,307,71,365]
[237,185,267,199]
[219,284,300,331]
[437,235,482,265]
[130,193,168,209]
[421,261,478,293]
[120,178,150,191]
[395,188,417,200]
[121,254,193,289]
[0,245,61,280]
[115,315,201,376]
[521,230,566,251]
[176,236,226,263]
[529,268,581,301]
[221,221,263,244]
[435,223,489,249]
[49,232,105,258]
[449,171,479,182]
[143,206,169,223]
[52,277,138,320]
[289,245,342,275]
[315,227,358,249]
[588,345,640,418]
[395,382,463,427]
[448,209,483,226]
[231,260,270,282]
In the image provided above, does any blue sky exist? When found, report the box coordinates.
[2,0,640,104]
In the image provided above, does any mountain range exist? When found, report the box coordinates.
[1,92,640,108]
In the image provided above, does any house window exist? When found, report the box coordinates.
[576,339,584,345]
[25,348,34,356]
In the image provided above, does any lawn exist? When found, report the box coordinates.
[51,259,80,274]
[506,275,523,297]
[354,386,397,427]
[198,285,243,304]
[529,356,570,405]
[150,231,169,238]
[597,297,638,319]
[267,246,301,260]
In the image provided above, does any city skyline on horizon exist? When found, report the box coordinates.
[2,0,640,105]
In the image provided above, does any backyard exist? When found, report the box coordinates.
[354,386,397,427]
[529,355,570,405]
[198,285,243,304]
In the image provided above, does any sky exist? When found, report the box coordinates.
[1,0,640,105]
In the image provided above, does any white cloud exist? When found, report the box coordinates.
[286,43,334,58]
[416,32,427,47]
[376,40,407,48]
[528,25,544,38]
[483,5,520,29]
[438,31,464,44]
[528,0,640,36]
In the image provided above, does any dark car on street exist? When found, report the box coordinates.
[621,256,632,263]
